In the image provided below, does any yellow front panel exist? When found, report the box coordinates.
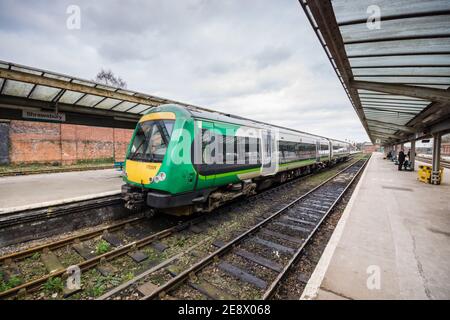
[139,112,176,123]
[126,160,161,185]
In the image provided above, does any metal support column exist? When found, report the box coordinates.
[431,133,442,185]
[410,140,416,171]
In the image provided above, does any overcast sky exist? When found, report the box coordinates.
[0,0,369,142]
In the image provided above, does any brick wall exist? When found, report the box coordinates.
[362,144,379,154]
[7,120,133,165]
[442,143,450,156]
[0,121,10,165]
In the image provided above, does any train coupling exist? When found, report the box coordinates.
[122,184,146,212]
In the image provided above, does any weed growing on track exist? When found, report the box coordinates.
[95,240,111,255]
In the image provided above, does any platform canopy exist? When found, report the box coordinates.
[0,60,213,129]
[301,0,450,145]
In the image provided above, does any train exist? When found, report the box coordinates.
[121,104,352,216]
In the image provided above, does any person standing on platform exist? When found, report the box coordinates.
[398,149,406,171]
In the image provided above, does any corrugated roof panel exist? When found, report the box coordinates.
[353,67,450,77]
[76,94,104,107]
[361,103,427,111]
[364,110,416,117]
[58,90,85,104]
[354,76,450,84]
[360,98,429,105]
[127,104,152,114]
[367,123,398,130]
[29,85,62,101]
[345,38,450,57]
[357,90,430,100]
[349,54,450,67]
[112,101,138,112]
[340,15,450,43]
[2,80,34,97]
[94,98,122,109]
[332,0,450,24]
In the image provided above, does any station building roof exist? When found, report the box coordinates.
[301,0,450,145]
[0,60,214,128]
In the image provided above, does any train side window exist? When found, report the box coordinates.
[202,129,214,164]
[223,135,235,164]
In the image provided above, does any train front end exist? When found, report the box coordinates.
[121,105,191,215]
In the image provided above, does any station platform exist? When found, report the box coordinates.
[0,169,123,214]
[302,152,450,300]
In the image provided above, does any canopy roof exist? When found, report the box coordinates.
[0,60,214,121]
[301,0,450,144]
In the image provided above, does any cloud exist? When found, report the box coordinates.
[0,0,368,142]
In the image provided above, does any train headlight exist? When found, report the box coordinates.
[153,172,166,183]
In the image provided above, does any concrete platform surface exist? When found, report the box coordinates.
[0,169,123,213]
[302,152,450,300]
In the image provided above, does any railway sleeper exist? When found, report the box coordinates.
[218,261,268,290]
[251,236,296,255]
[272,221,311,235]
[234,249,283,273]
[259,229,303,245]
[188,279,236,300]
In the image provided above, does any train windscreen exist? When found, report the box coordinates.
[128,120,175,163]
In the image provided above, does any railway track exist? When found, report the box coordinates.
[415,156,450,169]
[0,214,207,299]
[0,156,361,300]
[136,158,369,300]
[0,194,129,248]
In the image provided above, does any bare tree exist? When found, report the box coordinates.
[94,69,127,89]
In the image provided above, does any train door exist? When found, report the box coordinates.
[316,140,321,162]
[261,129,278,176]
[195,120,216,189]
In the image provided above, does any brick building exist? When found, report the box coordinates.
[442,142,450,156]
[0,120,133,165]
[362,142,379,154]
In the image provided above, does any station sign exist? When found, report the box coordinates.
[22,110,66,122]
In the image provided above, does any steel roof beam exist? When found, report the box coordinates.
[350,80,450,104]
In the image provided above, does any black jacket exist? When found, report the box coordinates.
[398,151,406,162]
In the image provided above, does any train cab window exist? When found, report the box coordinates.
[128,120,174,162]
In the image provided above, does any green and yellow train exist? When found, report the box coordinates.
[121,104,351,216]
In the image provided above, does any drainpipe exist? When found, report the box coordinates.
[431,133,442,185]
[410,140,416,171]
